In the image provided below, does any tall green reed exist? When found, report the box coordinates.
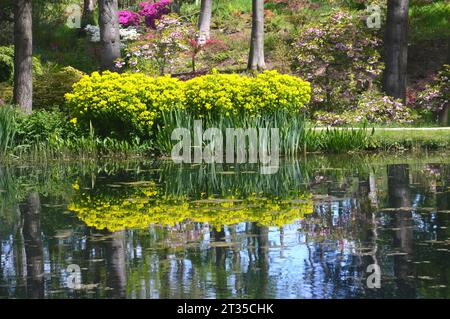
[0,105,16,156]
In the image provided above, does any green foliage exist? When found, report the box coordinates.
[0,46,44,83]
[0,105,16,156]
[0,82,13,104]
[409,1,450,41]
[416,64,450,122]
[14,109,72,147]
[33,65,84,111]
[314,126,375,153]
[155,108,374,156]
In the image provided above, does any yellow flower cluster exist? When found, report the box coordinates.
[65,70,311,138]
[68,183,313,232]
[65,71,183,138]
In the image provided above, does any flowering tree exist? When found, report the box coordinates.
[118,10,141,27]
[139,0,172,28]
[292,10,384,111]
[417,65,450,125]
[117,15,190,75]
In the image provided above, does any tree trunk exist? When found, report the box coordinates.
[383,0,409,104]
[447,36,450,65]
[99,0,121,72]
[248,0,265,71]
[13,0,33,114]
[198,0,212,42]
[82,0,96,27]
[439,104,449,126]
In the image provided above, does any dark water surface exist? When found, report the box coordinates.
[1,153,450,299]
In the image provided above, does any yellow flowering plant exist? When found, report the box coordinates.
[65,70,311,140]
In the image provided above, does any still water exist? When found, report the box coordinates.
[1,153,450,299]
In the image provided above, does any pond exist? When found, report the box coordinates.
[1,153,450,299]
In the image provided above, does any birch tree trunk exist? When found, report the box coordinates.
[383,0,409,104]
[248,0,265,71]
[99,0,121,72]
[198,0,212,42]
[82,0,96,27]
[13,0,33,114]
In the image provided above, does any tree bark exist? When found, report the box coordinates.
[82,0,96,27]
[13,0,33,114]
[99,0,121,72]
[439,104,449,126]
[198,0,212,42]
[248,0,265,71]
[447,36,450,65]
[383,0,409,104]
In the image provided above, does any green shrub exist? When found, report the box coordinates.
[0,46,43,83]
[15,110,72,146]
[33,66,84,111]
[416,64,450,123]
[314,90,417,126]
[0,83,13,104]
[66,70,311,140]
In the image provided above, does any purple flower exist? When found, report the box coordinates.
[118,10,141,27]
[139,0,172,29]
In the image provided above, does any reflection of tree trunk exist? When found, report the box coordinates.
[387,164,415,296]
[211,227,227,297]
[21,192,44,299]
[256,226,269,296]
[105,230,127,298]
[369,172,378,207]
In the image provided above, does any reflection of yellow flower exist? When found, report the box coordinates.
[68,183,313,232]
[72,182,80,190]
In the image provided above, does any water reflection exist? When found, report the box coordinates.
[0,154,450,298]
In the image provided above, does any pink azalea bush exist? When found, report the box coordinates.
[116,15,190,75]
[416,65,449,118]
[292,9,384,112]
[118,10,142,27]
[139,0,172,28]
[314,90,417,126]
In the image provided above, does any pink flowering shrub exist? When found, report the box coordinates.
[118,10,142,27]
[116,15,190,75]
[416,65,449,119]
[314,90,417,126]
[139,0,172,29]
[292,10,384,112]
